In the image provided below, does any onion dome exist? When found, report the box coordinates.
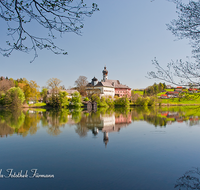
[102,66,108,75]
[92,77,98,81]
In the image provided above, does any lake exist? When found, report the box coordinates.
[0,106,200,190]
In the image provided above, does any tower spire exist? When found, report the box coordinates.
[102,66,108,82]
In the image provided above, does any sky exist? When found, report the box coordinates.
[0,0,193,90]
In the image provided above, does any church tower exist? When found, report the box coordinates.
[102,66,108,82]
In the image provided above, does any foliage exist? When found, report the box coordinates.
[91,94,100,102]
[71,91,82,107]
[0,0,99,62]
[40,88,48,103]
[49,91,68,108]
[83,97,89,101]
[143,83,166,96]
[135,97,150,107]
[2,87,25,107]
[74,76,88,96]
[131,91,140,103]
[105,97,114,107]
[16,78,40,101]
[98,97,108,107]
[114,97,130,107]
[59,91,69,108]
[49,93,60,108]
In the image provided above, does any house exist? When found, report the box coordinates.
[188,88,198,93]
[166,85,172,89]
[160,94,168,99]
[166,91,179,98]
[47,89,78,99]
[65,89,78,98]
[175,87,183,92]
[86,67,131,98]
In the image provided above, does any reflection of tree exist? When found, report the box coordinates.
[18,110,41,137]
[115,107,130,117]
[75,114,88,137]
[175,168,200,189]
[72,109,88,137]
[143,114,167,127]
[0,109,25,137]
[0,122,14,137]
[131,107,167,127]
[42,109,69,136]
[71,109,82,123]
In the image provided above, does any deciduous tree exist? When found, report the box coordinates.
[74,76,88,96]
[0,0,99,62]
[47,78,62,90]
[149,1,200,86]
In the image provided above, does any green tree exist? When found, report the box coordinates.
[71,92,82,107]
[59,91,69,108]
[40,88,48,103]
[4,87,25,107]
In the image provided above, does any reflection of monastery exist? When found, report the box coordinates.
[86,113,132,147]
[86,67,131,98]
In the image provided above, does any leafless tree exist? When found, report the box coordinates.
[0,79,15,93]
[74,75,88,96]
[47,77,62,92]
[149,0,200,87]
[148,58,200,87]
[167,0,200,60]
[0,0,99,62]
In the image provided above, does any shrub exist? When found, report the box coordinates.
[84,97,89,101]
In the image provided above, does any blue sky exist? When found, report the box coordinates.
[0,0,192,89]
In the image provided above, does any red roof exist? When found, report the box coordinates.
[177,86,183,88]
[167,91,179,94]
[189,88,198,91]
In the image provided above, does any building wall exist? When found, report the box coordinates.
[101,87,115,98]
[86,86,115,98]
[115,88,131,98]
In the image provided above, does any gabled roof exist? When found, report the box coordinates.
[105,79,120,85]
[95,82,114,88]
[166,91,179,94]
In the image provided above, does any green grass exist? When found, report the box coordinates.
[32,108,46,112]
[164,89,174,91]
[157,92,167,96]
[161,97,200,105]
[30,102,46,107]
[133,90,143,95]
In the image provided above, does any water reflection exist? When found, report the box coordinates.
[1,106,200,139]
[175,168,200,189]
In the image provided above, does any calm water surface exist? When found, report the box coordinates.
[0,107,200,190]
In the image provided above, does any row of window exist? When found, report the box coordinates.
[117,91,128,93]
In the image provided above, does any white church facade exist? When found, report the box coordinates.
[86,67,131,98]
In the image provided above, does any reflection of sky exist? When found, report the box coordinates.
[1,120,200,190]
